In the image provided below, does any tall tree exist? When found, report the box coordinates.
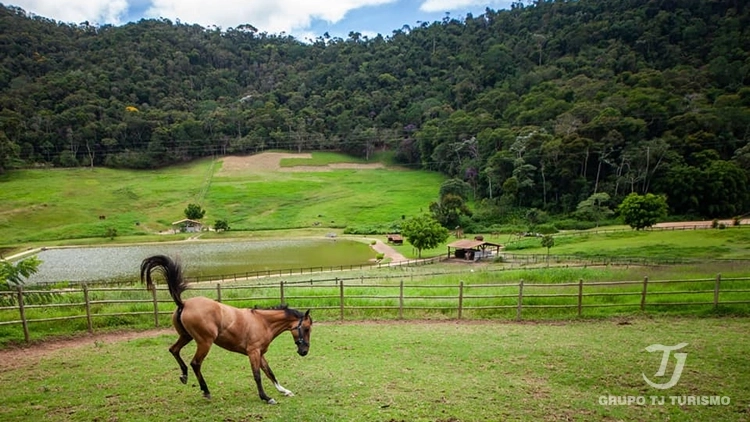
[400,214,450,258]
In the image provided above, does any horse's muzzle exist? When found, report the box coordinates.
[297,347,309,356]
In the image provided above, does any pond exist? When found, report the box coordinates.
[26,238,376,284]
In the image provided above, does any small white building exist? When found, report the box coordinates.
[171,218,203,233]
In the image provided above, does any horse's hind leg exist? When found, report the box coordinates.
[169,334,193,384]
[190,342,213,399]
[260,355,294,397]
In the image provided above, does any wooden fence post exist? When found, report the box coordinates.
[516,279,524,321]
[151,284,159,327]
[577,278,583,317]
[640,276,648,311]
[83,284,93,334]
[280,281,285,304]
[339,279,345,321]
[458,281,464,320]
[216,283,222,303]
[714,273,721,309]
[17,286,29,342]
[399,280,404,319]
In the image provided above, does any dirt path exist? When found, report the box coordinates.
[653,219,750,229]
[0,328,174,371]
[369,239,408,263]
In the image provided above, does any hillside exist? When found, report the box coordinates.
[0,0,749,220]
[0,152,445,250]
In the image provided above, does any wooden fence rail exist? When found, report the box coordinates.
[1,274,749,342]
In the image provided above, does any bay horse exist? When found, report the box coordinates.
[140,254,312,404]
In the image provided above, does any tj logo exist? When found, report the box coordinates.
[642,343,688,390]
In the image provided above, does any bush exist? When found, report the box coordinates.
[535,224,559,235]
[553,219,599,230]
[214,219,230,231]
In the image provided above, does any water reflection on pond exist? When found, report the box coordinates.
[28,238,376,284]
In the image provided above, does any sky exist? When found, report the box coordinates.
[8,0,516,41]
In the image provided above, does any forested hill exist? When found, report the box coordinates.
[1,0,749,219]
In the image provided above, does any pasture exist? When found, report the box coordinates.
[1,318,748,421]
[0,151,444,253]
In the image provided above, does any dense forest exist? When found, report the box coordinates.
[1,0,749,222]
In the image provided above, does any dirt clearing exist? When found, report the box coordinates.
[218,152,383,176]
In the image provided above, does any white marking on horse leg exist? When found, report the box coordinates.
[274,382,294,396]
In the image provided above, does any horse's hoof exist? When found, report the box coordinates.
[284,391,295,397]
[203,393,211,400]
[180,375,187,384]
[267,398,277,405]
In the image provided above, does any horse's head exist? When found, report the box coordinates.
[292,309,312,356]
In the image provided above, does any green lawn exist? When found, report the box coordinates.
[1,318,747,421]
[505,227,750,261]
[0,152,445,252]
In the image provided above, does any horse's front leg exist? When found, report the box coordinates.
[260,355,294,397]
[249,350,276,404]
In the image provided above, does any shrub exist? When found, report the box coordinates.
[535,224,559,235]
[553,219,598,230]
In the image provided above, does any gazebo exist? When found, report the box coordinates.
[446,239,503,261]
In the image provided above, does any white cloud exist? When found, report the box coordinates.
[9,1,511,40]
[419,0,510,13]
[11,0,130,25]
[145,0,395,34]
[10,0,395,34]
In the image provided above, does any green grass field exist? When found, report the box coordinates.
[1,152,749,420]
[0,151,444,253]
[1,318,748,421]
[504,227,750,261]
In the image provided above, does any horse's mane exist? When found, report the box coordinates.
[254,304,306,319]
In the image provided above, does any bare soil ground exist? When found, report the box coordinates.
[218,152,383,176]
[653,219,750,228]
[0,328,174,371]
[369,239,408,263]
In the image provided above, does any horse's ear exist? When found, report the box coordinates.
[305,309,311,318]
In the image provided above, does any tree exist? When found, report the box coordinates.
[429,193,472,228]
[1,256,41,287]
[184,203,206,220]
[576,192,613,227]
[439,178,472,200]
[540,235,555,267]
[1,257,42,305]
[617,193,668,230]
[214,219,230,232]
[400,214,450,258]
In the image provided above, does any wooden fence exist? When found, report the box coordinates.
[1,274,749,342]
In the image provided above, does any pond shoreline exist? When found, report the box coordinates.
[11,236,385,284]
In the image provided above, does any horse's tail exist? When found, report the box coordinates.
[140,254,187,309]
